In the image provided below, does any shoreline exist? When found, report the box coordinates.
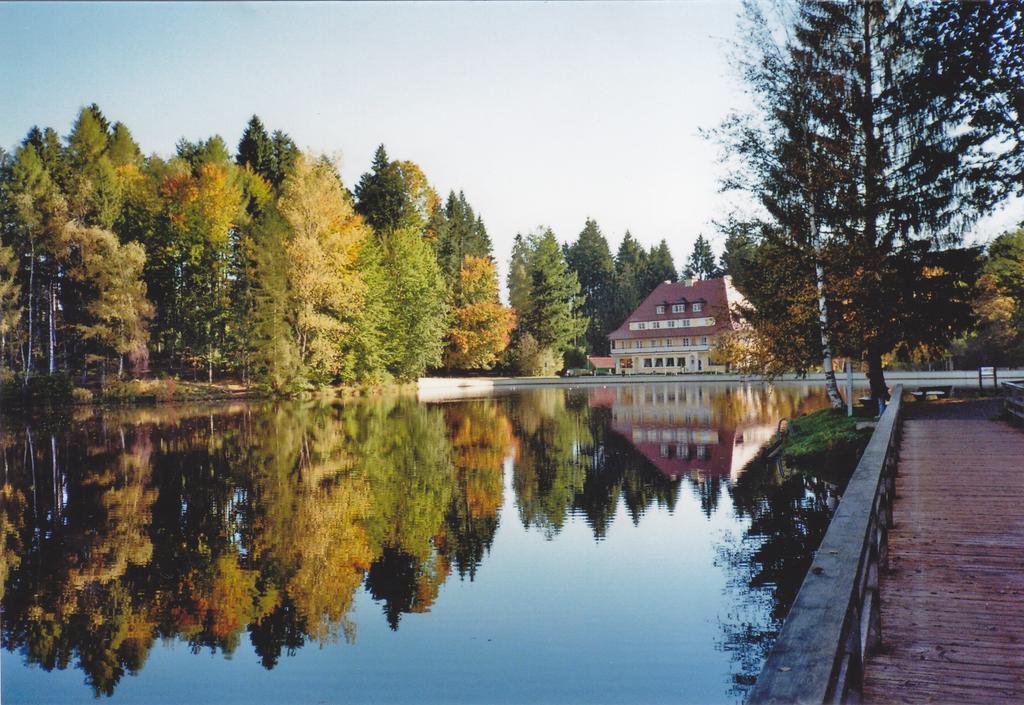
[418,368,1022,392]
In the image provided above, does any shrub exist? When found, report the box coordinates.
[563,346,587,370]
[71,387,94,403]
[511,333,562,376]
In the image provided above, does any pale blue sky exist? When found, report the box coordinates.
[2,1,1020,281]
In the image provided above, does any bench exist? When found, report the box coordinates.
[910,385,952,401]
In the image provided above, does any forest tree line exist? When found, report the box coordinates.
[0,108,521,394]
[0,107,734,395]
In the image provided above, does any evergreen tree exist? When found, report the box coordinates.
[269,130,299,188]
[507,233,533,317]
[354,145,411,234]
[565,218,616,353]
[22,127,68,189]
[917,2,1024,207]
[176,135,231,169]
[236,115,274,180]
[684,235,718,279]
[523,229,586,356]
[642,239,678,291]
[436,191,492,292]
[613,230,647,325]
[249,209,303,392]
[717,218,758,280]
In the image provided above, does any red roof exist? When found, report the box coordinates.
[607,277,740,341]
[587,356,615,369]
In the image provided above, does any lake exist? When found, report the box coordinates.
[1,382,854,704]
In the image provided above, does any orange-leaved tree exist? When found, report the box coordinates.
[444,255,515,370]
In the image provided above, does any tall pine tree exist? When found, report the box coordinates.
[684,235,718,279]
[523,229,586,357]
[565,219,616,353]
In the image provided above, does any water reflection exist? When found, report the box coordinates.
[2,383,850,702]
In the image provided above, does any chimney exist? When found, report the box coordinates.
[682,276,696,287]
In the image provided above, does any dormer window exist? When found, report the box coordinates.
[656,305,666,314]
[692,302,703,312]
[672,303,686,313]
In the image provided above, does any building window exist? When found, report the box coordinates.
[656,304,666,314]
[693,302,703,312]
[666,357,675,367]
[672,303,686,313]
[652,321,660,329]
[654,358,664,368]
[667,320,676,328]
[696,445,708,459]
[637,322,646,330]
[643,358,652,368]
[682,337,690,346]
[637,341,643,349]
[701,336,708,346]
[682,319,691,327]
[678,357,686,367]
[660,443,670,458]
[677,444,690,459]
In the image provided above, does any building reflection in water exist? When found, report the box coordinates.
[593,383,781,484]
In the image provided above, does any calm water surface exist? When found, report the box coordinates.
[1,382,856,704]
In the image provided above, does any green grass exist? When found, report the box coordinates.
[781,408,874,465]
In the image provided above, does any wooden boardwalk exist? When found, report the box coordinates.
[863,402,1024,704]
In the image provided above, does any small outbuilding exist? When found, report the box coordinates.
[586,356,616,375]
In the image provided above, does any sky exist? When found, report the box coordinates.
[2,1,1021,284]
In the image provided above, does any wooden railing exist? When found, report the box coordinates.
[1004,381,1024,423]
[747,384,904,705]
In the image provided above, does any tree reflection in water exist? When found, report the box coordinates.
[1,383,846,699]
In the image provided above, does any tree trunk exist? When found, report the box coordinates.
[866,343,888,415]
[48,282,56,375]
[806,189,844,409]
[118,354,124,379]
[859,2,887,416]
[816,261,844,409]
[24,240,35,383]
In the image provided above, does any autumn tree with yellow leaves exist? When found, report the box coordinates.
[444,255,515,370]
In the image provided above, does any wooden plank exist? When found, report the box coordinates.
[862,412,1024,703]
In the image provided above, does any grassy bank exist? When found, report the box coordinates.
[780,408,874,466]
[2,373,418,408]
